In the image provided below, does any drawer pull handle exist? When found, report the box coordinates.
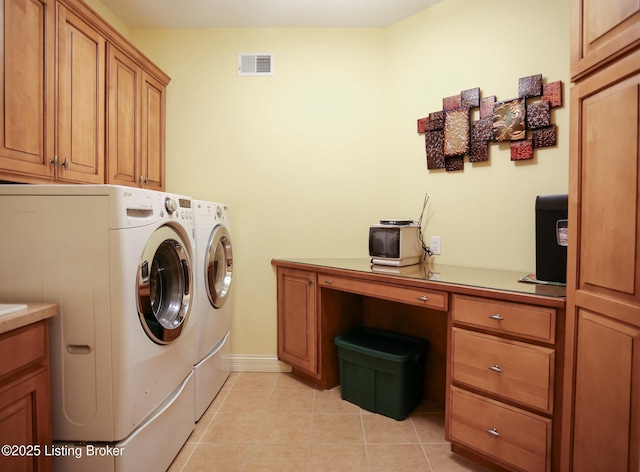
[489,314,504,320]
[417,296,429,302]
[485,428,501,437]
[488,365,503,373]
[324,279,332,285]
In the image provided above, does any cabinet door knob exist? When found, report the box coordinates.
[488,365,503,373]
[488,314,504,321]
[49,155,59,167]
[485,428,501,437]
[309,279,314,286]
[417,295,429,302]
[61,157,69,170]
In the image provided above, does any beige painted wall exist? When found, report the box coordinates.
[94,0,570,356]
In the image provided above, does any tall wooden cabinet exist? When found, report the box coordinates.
[0,0,169,188]
[564,1,640,470]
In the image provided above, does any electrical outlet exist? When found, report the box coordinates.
[430,236,441,255]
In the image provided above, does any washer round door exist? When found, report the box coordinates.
[137,225,192,344]
[206,224,233,309]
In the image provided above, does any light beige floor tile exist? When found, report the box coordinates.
[244,444,308,472]
[308,444,369,472]
[255,413,312,444]
[267,388,315,413]
[200,411,263,443]
[412,413,446,443]
[181,443,250,472]
[313,388,360,414]
[310,413,365,444]
[231,372,278,390]
[167,442,195,472]
[274,372,317,390]
[368,444,431,472]
[219,389,272,413]
[423,443,490,471]
[362,413,420,444]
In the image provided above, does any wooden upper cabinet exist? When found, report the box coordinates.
[57,3,105,183]
[107,45,141,187]
[572,0,640,79]
[107,47,167,190]
[141,72,166,191]
[0,0,55,180]
[0,0,169,186]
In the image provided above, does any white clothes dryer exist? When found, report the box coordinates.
[192,200,233,421]
[0,185,196,471]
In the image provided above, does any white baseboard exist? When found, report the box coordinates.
[228,354,293,373]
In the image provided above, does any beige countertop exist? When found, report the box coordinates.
[0,303,57,335]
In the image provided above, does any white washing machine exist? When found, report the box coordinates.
[0,184,196,471]
[192,200,233,421]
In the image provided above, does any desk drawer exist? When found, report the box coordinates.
[452,295,555,343]
[452,328,554,413]
[318,274,448,311]
[450,386,551,472]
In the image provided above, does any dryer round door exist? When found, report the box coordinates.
[137,225,192,344]
[206,225,233,309]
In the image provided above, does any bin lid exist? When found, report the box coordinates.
[335,328,428,362]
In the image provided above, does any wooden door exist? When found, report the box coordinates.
[566,45,640,470]
[57,4,105,183]
[140,72,166,191]
[277,267,318,376]
[0,0,55,180]
[107,45,141,187]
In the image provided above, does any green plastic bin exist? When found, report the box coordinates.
[334,327,428,420]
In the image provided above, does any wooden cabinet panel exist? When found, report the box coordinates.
[57,3,105,183]
[452,328,554,413]
[571,309,640,471]
[0,369,52,472]
[0,0,55,179]
[0,320,52,472]
[450,386,551,472]
[141,71,166,191]
[452,295,555,343]
[107,46,141,187]
[572,0,640,79]
[277,267,317,376]
[574,59,640,304]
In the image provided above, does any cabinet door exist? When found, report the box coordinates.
[567,43,640,471]
[0,369,52,472]
[107,45,141,188]
[141,72,166,191]
[57,4,105,183]
[0,0,55,179]
[571,310,640,471]
[571,0,640,79]
[277,267,318,376]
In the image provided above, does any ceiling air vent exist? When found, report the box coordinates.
[238,53,274,76]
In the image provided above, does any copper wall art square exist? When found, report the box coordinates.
[444,109,470,157]
[416,74,562,171]
[510,138,533,160]
[493,98,526,142]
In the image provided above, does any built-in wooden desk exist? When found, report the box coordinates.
[272,258,565,472]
